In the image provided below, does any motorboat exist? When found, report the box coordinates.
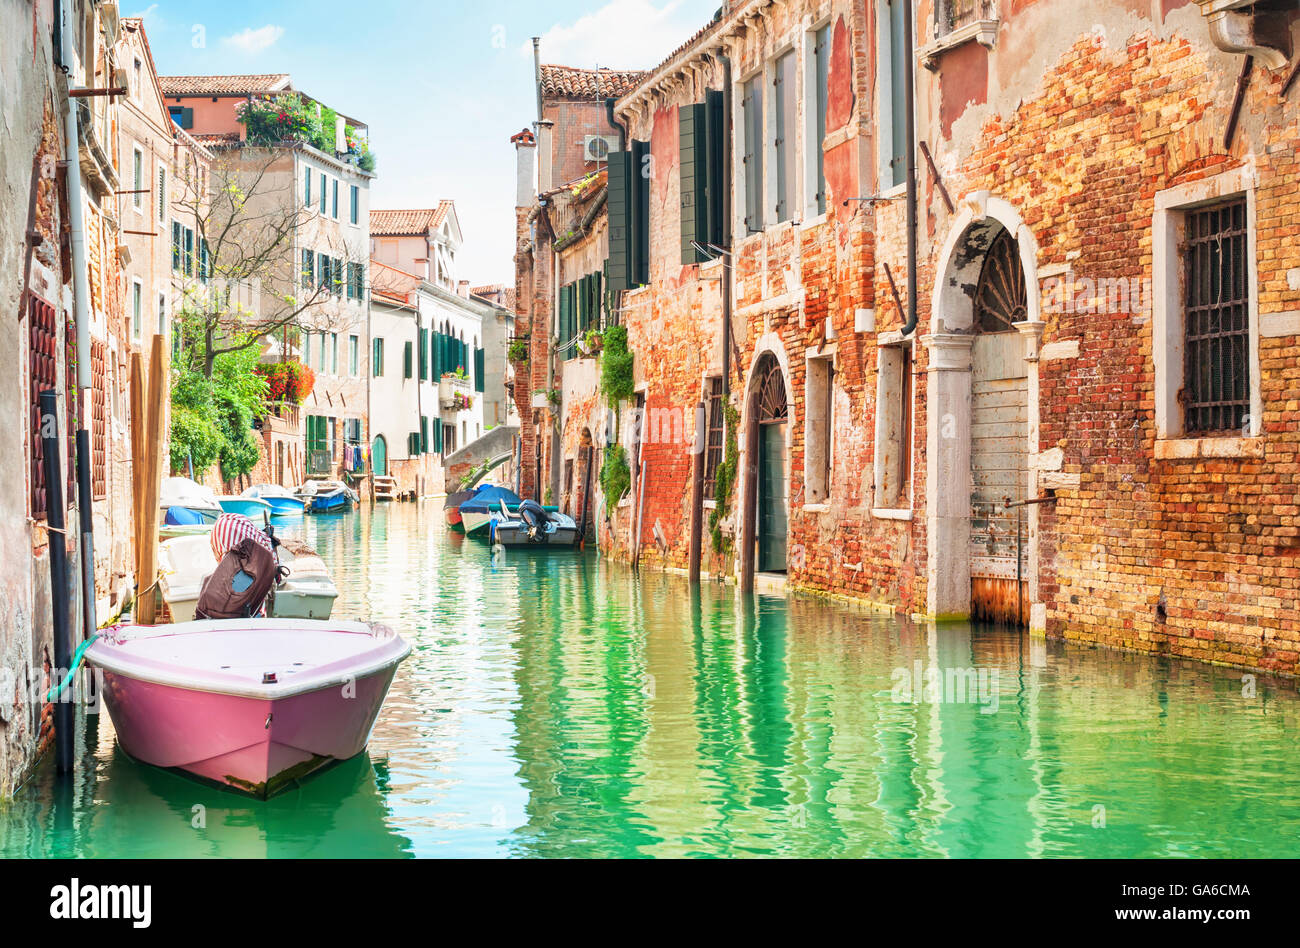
[242,484,307,517]
[85,619,410,798]
[159,477,222,524]
[296,480,358,513]
[489,499,580,548]
[443,487,478,533]
[459,485,560,538]
[157,534,339,623]
[217,495,273,519]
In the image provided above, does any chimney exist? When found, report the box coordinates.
[458,280,470,299]
[535,119,555,195]
[335,115,347,154]
[513,128,537,208]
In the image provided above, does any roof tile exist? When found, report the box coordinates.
[158,74,292,97]
[539,64,648,100]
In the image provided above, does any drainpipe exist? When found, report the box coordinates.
[533,37,544,124]
[720,55,734,395]
[1196,0,1291,70]
[59,0,97,644]
[901,0,919,337]
[604,97,627,151]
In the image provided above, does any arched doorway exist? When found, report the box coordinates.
[970,229,1030,624]
[742,353,790,579]
[372,434,387,477]
[926,196,1040,625]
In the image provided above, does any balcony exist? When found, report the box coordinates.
[439,373,473,412]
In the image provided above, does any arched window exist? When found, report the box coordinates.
[974,229,1027,333]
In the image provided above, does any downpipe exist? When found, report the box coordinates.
[59,0,98,655]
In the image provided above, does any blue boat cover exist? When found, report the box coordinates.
[164,506,206,526]
[458,485,523,513]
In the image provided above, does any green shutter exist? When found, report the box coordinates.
[631,139,650,286]
[403,340,413,379]
[474,347,485,393]
[607,150,633,291]
[420,415,428,454]
[706,90,726,247]
[419,328,428,380]
[435,421,443,453]
[680,102,708,264]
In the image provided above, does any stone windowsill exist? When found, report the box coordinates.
[1154,437,1265,460]
[872,507,913,521]
[702,499,718,510]
[803,502,830,513]
[920,20,1000,71]
[800,212,829,232]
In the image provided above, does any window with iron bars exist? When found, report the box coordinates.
[1182,197,1250,436]
[702,377,725,499]
[938,0,994,35]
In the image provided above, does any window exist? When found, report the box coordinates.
[317,332,327,372]
[419,328,429,380]
[346,262,365,300]
[332,179,339,219]
[303,332,312,367]
[171,221,181,271]
[607,141,650,290]
[157,166,166,223]
[703,377,725,499]
[773,50,797,224]
[331,333,339,375]
[420,415,429,454]
[938,0,991,35]
[372,337,384,377]
[302,248,315,287]
[319,173,327,214]
[874,342,913,508]
[90,340,106,498]
[403,340,413,379]
[1153,168,1260,446]
[133,58,142,101]
[132,147,144,212]
[304,166,312,207]
[28,295,59,516]
[350,185,359,225]
[168,106,193,129]
[158,294,167,337]
[1184,199,1249,435]
[742,73,764,232]
[805,355,835,504]
[198,239,210,283]
[810,24,831,215]
[183,227,194,277]
[349,334,359,377]
[131,280,143,341]
[332,257,344,296]
[679,91,727,263]
[885,0,910,190]
[318,253,329,292]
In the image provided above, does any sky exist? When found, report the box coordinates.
[133,0,724,287]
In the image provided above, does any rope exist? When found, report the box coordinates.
[46,633,101,702]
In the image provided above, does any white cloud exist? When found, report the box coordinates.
[527,0,717,70]
[221,25,285,55]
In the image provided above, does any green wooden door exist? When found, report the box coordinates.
[757,421,788,572]
[372,435,387,477]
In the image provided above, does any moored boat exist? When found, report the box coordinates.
[296,480,358,513]
[217,495,273,519]
[242,484,307,516]
[489,499,580,548]
[459,486,560,537]
[85,619,410,798]
[443,487,478,533]
[159,477,222,524]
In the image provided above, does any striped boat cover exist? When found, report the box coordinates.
[210,513,274,560]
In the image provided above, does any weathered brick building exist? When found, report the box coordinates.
[524,0,1300,675]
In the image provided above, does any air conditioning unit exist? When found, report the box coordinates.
[583,135,618,163]
[101,2,121,46]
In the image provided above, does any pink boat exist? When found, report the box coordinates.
[85,619,411,798]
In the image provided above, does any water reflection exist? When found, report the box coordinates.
[1,502,1296,858]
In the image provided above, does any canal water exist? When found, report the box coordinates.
[2,501,1297,858]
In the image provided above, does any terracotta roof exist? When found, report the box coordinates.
[192,131,241,146]
[470,285,517,311]
[539,64,649,100]
[370,202,454,236]
[158,74,292,97]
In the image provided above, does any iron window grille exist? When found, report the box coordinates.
[1182,197,1249,436]
[938,0,994,35]
[703,377,725,499]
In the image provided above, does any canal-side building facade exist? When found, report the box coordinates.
[158,73,375,491]
[579,0,1300,676]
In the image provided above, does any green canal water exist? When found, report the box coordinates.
[2,501,1298,858]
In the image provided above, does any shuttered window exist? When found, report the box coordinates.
[742,74,764,232]
[774,50,797,224]
[372,337,384,377]
[680,103,708,263]
[608,150,633,291]
[474,347,485,393]
[888,0,909,189]
[157,166,166,223]
[632,139,649,284]
[813,24,831,214]
[319,173,327,214]
[419,328,429,380]
[420,415,429,454]
[350,185,359,224]
[304,166,312,207]
[403,340,413,379]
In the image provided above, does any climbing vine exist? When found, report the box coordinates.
[599,325,635,408]
[599,444,631,515]
[708,400,740,552]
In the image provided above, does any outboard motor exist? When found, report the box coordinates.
[517,499,552,542]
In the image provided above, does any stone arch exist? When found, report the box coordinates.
[925,193,1042,623]
[739,334,794,590]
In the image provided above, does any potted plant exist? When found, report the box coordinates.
[580,328,603,357]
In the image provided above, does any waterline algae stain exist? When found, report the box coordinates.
[2,503,1298,858]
